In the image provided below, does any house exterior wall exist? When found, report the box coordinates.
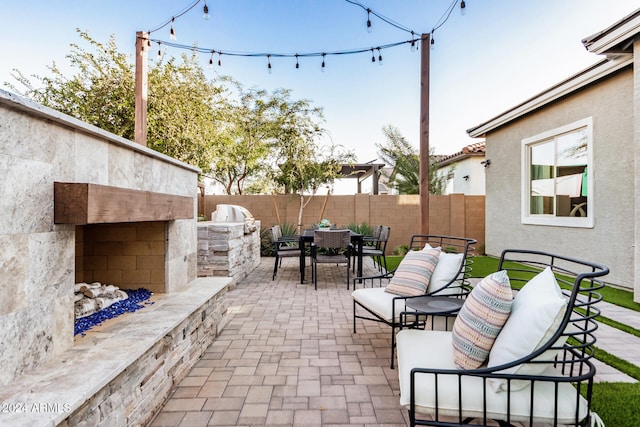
[484,68,634,289]
[634,39,640,301]
[438,157,486,195]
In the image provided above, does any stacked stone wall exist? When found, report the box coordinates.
[197,221,261,283]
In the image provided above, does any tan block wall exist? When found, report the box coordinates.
[202,194,485,254]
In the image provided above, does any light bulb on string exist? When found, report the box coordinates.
[157,42,163,61]
[295,54,300,69]
[410,32,416,52]
[460,0,466,16]
[267,55,272,74]
[217,52,222,67]
[170,17,176,40]
[431,31,435,50]
[321,53,326,72]
[377,48,382,66]
[370,48,375,63]
[366,9,372,33]
[203,0,210,20]
[208,51,214,69]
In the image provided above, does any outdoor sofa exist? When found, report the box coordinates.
[396,249,608,427]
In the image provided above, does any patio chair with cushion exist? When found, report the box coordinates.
[396,248,608,427]
[270,225,301,280]
[311,229,352,290]
[352,234,476,368]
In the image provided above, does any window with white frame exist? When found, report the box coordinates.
[521,117,593,228]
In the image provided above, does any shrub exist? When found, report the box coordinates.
[392,245,409,255]
[346,222,374,236]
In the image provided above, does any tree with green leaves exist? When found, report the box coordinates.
[7,30,342,198]
[376,125,445,195]
[269,106,355,232]
[8,30,225,177]
[206,82,317,195]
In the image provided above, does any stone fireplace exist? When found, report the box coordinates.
[0,89,232,426]
[76,222,167,293]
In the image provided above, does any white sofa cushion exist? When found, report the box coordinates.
[396,328,588,424]
[352,287,409,322]
[488,266,568,391]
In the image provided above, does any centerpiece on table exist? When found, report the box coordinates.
[318,218,332,228]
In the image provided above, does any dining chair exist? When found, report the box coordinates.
[361,225,390,272]
[270,225,301,280]
[311,229,352,290]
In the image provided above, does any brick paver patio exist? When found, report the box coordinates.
[151,257,409,426]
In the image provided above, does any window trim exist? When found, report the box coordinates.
[521,117,594,228]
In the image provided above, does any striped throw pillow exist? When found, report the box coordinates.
[452,270,513,369]
[385,248,441,297]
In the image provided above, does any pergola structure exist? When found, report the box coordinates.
[338,162,386,195]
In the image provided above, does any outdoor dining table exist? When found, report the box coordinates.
[298,229,364,284]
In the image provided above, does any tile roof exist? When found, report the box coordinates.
[435,141,485,166]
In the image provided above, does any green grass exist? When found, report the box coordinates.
[592,382,640,426]
[385,253,640,426]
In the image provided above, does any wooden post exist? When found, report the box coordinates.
[135,31,148,146]
[419,33,430,234]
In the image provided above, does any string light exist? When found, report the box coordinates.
[431,30,435,49]
[203,0,210,20]
[344,0,415,35]
[144,0,467,73]
[170,17,176,40]
[157,42,163,61]
[460,0,466,16]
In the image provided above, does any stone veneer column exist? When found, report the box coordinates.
[0,89,199,385]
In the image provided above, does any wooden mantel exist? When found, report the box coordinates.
[54,182,194,224]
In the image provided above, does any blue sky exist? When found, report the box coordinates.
[1,0,638,165]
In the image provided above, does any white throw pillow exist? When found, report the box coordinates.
[487,266,568,392]
[428,252,465,295]
[423,243,465,295]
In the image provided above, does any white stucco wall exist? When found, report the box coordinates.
[483,68,634,289]
[439,157,486,195]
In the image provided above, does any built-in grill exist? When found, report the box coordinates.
[211,204,257,233]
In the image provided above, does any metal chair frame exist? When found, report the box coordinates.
[361,225,391,272]
[352,234,477,368]
[270,225,301,280]
[403,249,608,427]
